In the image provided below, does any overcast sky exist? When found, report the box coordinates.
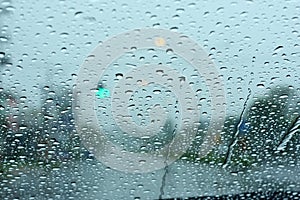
[2,0,299,116]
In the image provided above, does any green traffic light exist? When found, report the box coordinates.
[96,87,110,99]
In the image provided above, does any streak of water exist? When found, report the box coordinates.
[277,116,300,151]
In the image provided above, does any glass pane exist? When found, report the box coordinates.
[1,0,299,199]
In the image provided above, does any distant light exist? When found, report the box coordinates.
[154,37,166,47]
[96,88,110,98]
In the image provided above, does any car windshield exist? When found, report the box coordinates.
[1,0,300,199]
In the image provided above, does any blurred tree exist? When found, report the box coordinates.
[0,91,20,160]
[182,85,300,167]
[0,0,14,160]
[40,83,88,161]
[230,85,300,170]
[0,0,12,66]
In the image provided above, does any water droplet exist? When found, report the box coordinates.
[0,52,5,58]
[0,36,8,42]
[279,94,289,99]
[0,105,5,111]
[59,32,69,38]
[74,11,83,18]
[20,96,27,101]
[115,73,123,79]
[153,89,161,94]
[274,45,283,53]
[257,83,265,88]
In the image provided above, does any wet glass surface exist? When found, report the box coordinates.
[0,0,300,199]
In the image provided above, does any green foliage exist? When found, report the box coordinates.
[181,85,299,168]
[0,86,88,178]
[1,83,299,175]
[229,85,299,169]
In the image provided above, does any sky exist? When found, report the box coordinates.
[1,0,299,117]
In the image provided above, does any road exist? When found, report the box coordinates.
[2,158,300,199]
